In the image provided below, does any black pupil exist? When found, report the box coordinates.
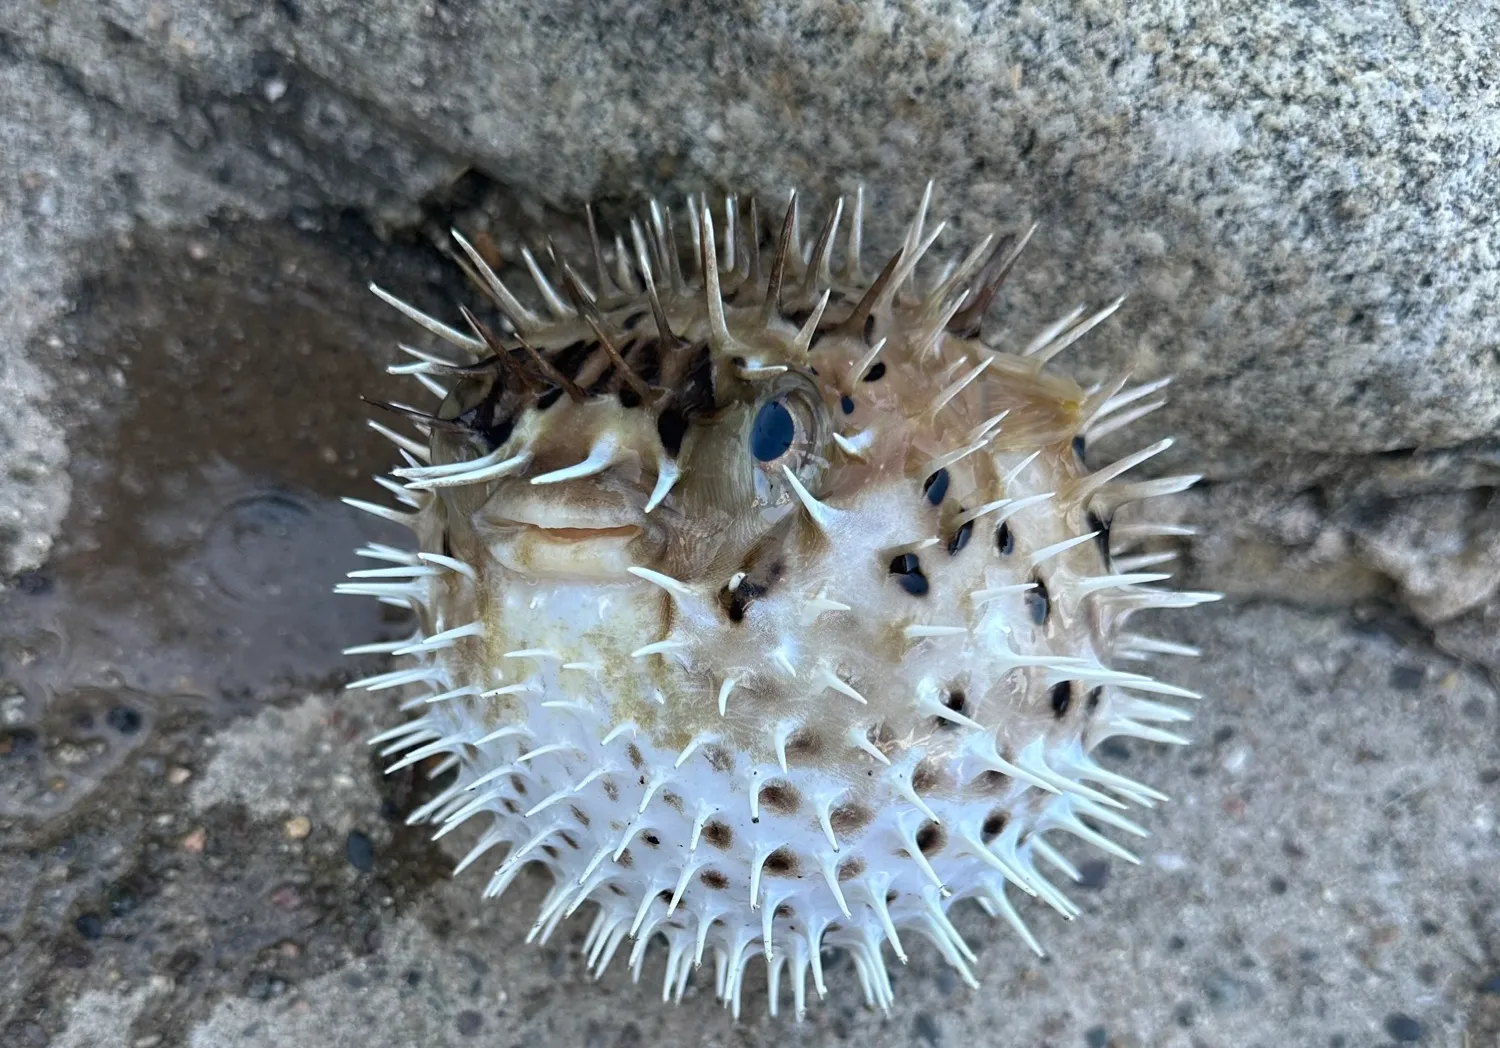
[751,399,796,462]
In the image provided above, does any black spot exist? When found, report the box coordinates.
[922,469,949,505]
[1086,687,1103,713]
[840,394,855,415]
[899,573,929,596]
[656,408,688,457]
[981,810,1007,842]
[915,822,945,855]
[618,386,642,409]
[889,553,929,596]
[75,913,103,940]
[1049,681,1072,719]
[1077,860,1110,890]
[1086,509,1112,564]
[702,821,733,849]
[763,847,799,876]
[1025,577,1050,625]
[947,519,973,555]
[863,315,877,344]
[1072,433,1087,461]
[996,521,1014,555]
[943,691,966,721]
[105,706,142,735]
[861,362,886,382]
[535,387,564,411]
[751,400,795,462]
[345,830,374,872]
[1383,1015,1424,1043]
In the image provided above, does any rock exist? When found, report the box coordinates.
[1349,491,1500,624]
[2,0,1497,496]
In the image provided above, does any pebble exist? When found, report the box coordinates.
[181,828,207,853]
[166,766,192,785]
[75,913,104,940]
[346,830,374,872]
[284,815,311,840]
[1383,1014,1423,1042]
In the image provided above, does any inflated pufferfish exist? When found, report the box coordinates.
[341,185,1216,1019]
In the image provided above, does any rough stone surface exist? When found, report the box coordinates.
[4,0,1499,492]
[2,1,1498,1046]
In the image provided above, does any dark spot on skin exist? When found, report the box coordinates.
[763,847,799,876]
[1050,681,1072,719]
[656,408,689,458]
[981,810,1008,842]
[1072,433,1086,461]
[947,519,973,555]
[886,890,899,904]
[774,903,795,919]
[702,821,733,849]
[1086,687,1103,713]
[862,361,886,382]
[840,394,855,415]
[863,315,877,344]
[915,822,946,855]
[541,845,559,859]
[661,791,683,812]
[1086,509,1112,565]
[972,770,1009,793]
[760,782,801,814]
[837,858,865,881]
[616,849,633,868]
[641,832,661,848]
[912,760,943,794]
[536,386,565,411]
[608,884,627,896]
[996,521,1014,555]
[722,578,767,623]
[570,805,590,826]
[935,690,965,730]
[626,744,644,770]
[602,778,619,801]
[1025,577,1050,625]
[700,869,729,890]
[704,746,734,772]
[557,832,579,850]
[502,799,519,814]
[889,553,929,596]
[783,728,822,762]
[922,469,950,505]
[508,774,527,796]
[830,803,875,834]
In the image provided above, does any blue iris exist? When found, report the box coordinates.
[750,399,795,462]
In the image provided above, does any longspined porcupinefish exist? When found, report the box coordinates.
[340,184,1217,1018]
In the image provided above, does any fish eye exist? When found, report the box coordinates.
[750,399,796,462]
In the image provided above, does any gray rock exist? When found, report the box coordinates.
[4,0,1498,489]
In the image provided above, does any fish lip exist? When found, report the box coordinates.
[495,521,642,542]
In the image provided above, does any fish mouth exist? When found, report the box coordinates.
[488,509,644,579]
[497,521,643,544]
